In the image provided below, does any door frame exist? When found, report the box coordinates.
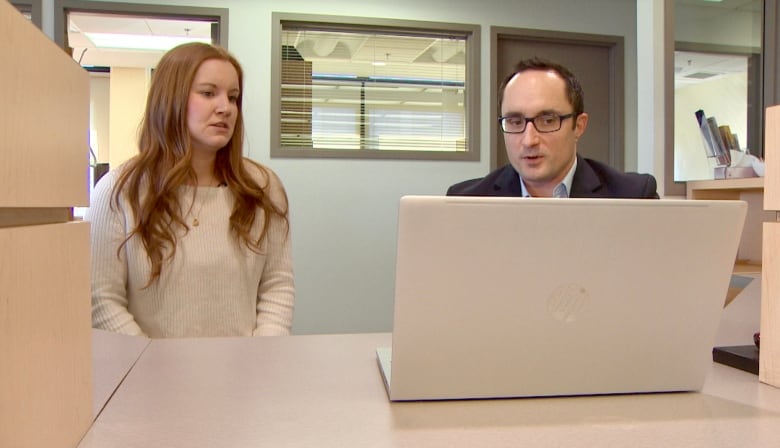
[490,27,625,171]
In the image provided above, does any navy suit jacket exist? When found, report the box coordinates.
[446,155,659,198]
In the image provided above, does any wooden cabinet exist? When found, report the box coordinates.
[700,106,780,388]
[0,223,92,447]
[761,105,780,388]
[0,9,88,208]
[0,2,92,447]
[685,168,780,387]
[687,177,766,273]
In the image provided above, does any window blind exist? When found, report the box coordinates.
[279,26,468,153]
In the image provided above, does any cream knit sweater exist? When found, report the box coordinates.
[86,162,294,337]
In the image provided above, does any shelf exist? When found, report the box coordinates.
[687,177,764,200]
[686,179,765,273]
[734,261,762,274]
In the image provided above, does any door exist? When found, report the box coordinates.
[493,29,624,170]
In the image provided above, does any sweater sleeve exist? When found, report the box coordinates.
[252,167,295,336]
[85,172,147,337]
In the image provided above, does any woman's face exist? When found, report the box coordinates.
[186,59,240,157]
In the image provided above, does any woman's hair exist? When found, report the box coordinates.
[112,42,288,285]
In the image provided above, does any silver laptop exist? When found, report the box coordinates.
[377,196,746,401]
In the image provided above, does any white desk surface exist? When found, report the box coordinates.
[79,282,778,448]
[90,329,150,418]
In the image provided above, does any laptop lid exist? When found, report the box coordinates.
[379,196,746,401]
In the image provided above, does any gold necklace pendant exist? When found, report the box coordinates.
[190,181,220,227]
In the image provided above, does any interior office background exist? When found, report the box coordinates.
[18,0,755,334]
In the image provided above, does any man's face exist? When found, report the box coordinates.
[501,69,588,197]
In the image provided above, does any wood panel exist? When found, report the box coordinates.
[0,4,93,447]
[765,105,780,210]
[0,222,92,448]
[761,223,780,387]
[687,177,764,200]
[686,178,767,268]
[0,0,89,207]
[762,104,780,387]
[0,208,72,228]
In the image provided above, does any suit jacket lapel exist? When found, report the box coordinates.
[569,156,604,198]
[492,165,523,196]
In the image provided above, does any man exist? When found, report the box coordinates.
[447,58,658,198]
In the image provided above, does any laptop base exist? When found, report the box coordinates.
[376,347,393,398]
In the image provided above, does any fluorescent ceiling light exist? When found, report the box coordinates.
[84,32,210,51]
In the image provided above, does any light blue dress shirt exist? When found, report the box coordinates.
[519,157,578,198]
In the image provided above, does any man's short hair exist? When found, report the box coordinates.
[498,57,585,119]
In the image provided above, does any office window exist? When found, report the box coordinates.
[271,13,480,160]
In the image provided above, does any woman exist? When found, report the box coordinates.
[87,43,294,337]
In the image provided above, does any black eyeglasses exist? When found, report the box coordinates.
[498,113,575,134]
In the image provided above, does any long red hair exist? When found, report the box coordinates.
[112,42,288,284]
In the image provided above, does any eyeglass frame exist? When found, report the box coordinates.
[497,112,576,134]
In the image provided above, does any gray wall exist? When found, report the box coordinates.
[40,0,646,334]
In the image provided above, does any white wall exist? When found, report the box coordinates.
[47,0,646,334]
[108,67,149,169]
[89,74,110,163]
[675,73,748,181]
[636,0,667,192]
[675,3,761,48]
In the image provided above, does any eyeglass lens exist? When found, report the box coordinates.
[501,114,562,133]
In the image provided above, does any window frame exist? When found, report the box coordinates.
[673,42,762,183]
[53,0,229,51]
[10,0,42,29]
[270,12,481,161]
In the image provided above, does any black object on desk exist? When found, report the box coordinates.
[713,345,759,375]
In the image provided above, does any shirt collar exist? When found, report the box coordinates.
[519,157,577,198]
